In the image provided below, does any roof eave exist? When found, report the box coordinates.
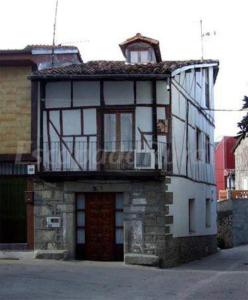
[29,72,170,81]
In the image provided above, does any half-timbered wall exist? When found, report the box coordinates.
[171,67,215,184]
[42,80,169,171]
[170,65,217,238]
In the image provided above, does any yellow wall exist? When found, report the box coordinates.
[0,66,31,154]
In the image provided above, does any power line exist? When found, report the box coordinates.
[201,108,245,112]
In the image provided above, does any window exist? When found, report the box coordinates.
[205,134,210,163]
[104,112,133,152]
[196,128,201,160]
[129,50,151,64]
[115,193,124,244]
[76,194,85,244]
[205,69,210,108]
[189,198,195,233]
[205,198,211,228]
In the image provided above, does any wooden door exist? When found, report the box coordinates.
[85,193,115,261]
[0,179,27,244]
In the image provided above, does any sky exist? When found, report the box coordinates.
[1,0,248,141]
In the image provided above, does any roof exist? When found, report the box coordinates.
[30,59,219,79]
[0,44,80,55]
[119,33,162,62]
[119,33,159,47]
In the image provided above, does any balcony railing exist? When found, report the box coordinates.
[218,189,248,201]
[42,141,168,172]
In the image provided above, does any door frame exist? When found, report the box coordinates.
[75,192,124,261]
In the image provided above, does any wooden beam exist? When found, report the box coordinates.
[152,80,158,169]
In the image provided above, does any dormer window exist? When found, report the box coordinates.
[129,49,151,64]
[119,33,162,64]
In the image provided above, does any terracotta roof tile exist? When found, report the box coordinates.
[31,59,219,79]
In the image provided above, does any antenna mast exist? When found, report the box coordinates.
[200,19,204,60]
[52,0,59,66]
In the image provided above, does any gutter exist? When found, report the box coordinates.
[28,73,170,81]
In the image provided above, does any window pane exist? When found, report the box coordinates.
[140,51,149,63]
[104,114,116,151]
[77,229,85,244]
[115,212,123,227]
[115,228,123,244]
[121,113,132,151]
[77,194,85,209]
[189,199,195,233]
[130,51,139,63]
[116,193,124,209]
[77,212,85,227]
[206,199,211,227]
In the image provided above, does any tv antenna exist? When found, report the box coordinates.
[200,19,216,60]
[52,0,59,66]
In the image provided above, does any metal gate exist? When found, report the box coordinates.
[0,178,27,243]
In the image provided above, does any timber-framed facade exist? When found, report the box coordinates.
[1,34,219,267]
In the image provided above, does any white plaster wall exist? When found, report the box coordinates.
[168,176,217,237]
[73,81,100,106]
[104,81,134,105]
[46,82,71,108]
[171,66,215,184]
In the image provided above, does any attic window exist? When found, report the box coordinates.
[129,49,151,64]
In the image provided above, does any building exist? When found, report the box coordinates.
[217,136,248,248]
[27,33,219,267]
[234,135,248,190]
[215,136,236,198]
[0,45,81,250]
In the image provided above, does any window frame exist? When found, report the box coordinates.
[205,134,210,164]
[205,198,211,228]
[205,68,210,109]
[196,127,201,161]
[189,198,195,233]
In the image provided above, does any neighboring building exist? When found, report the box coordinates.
[28,33,219,266]
[0,46,81,250]
[215,136,236,197]
[217,136,248,248]
[234,135,248,190]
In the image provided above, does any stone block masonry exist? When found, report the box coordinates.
[33,178,216,267]
[217,197,248,248]
[0,66,32,154]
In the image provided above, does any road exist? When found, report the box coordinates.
[1,246,248,300]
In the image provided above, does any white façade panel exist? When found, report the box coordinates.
[156,81,169,104]
[157,107,166,120]
[49,110,60,134]
[46,82,71,108]
[136,107,152,132]
[136,81,152,104]
[104,81,134,105]
[62,109,81,135]
[83,109,97,135]
[73,81,100,107]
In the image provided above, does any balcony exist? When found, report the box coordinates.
[41,141,168,178]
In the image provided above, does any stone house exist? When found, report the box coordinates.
[27,33,219,267]
[0,46,81,250]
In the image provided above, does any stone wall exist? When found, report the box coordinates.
[33,178,216,267]
[0,66,31,154]
[217,198,248,248]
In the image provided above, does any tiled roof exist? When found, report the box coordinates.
[119,33,159,46]
[30,59,219,79]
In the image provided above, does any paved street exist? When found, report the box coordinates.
[1,246,248,300]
